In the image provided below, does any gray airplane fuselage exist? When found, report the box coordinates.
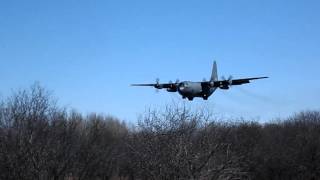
[177,81,216,100]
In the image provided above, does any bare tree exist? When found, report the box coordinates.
[0,83,60,179]
[123,105,234,179]
[1,84,320,180]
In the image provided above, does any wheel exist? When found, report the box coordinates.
[202,94,208,100]
[187,97,194,101]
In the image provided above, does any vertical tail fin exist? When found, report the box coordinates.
[211,61,218,81]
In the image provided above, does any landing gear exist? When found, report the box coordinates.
[202,94,208,100]
[187,97,194,101]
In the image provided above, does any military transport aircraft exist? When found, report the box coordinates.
[131,61,268,101]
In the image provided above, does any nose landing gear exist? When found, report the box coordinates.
[202,94,209,100]
[187,97,194,101]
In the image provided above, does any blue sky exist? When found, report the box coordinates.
[1,0,320,122]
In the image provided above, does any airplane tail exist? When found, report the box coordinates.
[211,61,218,81]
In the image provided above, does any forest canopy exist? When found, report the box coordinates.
[0,84,319,180]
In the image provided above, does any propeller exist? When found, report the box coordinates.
[227,75,233,85]
[210,81,214,87]
[220,75,233,89]
[221,75,233,84]
[169,80,173,88]
[155,78,160,93]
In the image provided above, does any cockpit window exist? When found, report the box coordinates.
[179,82,188,88]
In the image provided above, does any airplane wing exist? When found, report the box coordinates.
[200,76,268,87]
[131,82,178,89]
[229,77,269,85]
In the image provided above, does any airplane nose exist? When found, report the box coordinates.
[179,84,189,93]
[178,82,188,92]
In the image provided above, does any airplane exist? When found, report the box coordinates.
[131,61,268,101]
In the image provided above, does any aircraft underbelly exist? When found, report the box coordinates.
[180,90,202,97]
[178,85,203,97]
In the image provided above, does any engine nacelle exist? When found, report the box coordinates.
[219,85,229,90]
[167,88,177,92]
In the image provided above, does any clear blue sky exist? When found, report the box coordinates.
[1,0,320,122]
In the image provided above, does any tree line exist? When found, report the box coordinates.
[0,84,319,180]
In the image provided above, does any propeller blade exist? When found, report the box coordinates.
[228,75,233,85]
[155,78,160,88]
[168,80,173,88]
